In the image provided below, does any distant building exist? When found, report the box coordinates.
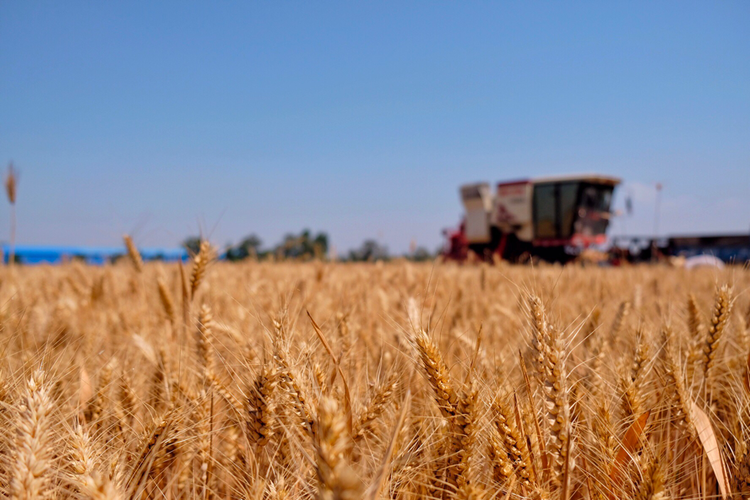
[612,233,750,264]
[665,234,750,263]
[1,245,189,265]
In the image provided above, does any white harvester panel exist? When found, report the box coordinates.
[492,180,533,241]
[460,183,492,243]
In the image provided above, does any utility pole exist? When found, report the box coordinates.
[652,182,663,262]
[653,182,663,237]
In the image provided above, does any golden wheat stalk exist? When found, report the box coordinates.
[413,328,477,492]
[528,294,573,492]
[196,304,214,381]
[157,276,176,324]
[661,326,696,440]
[314,396,362,500]
[246,361,278,449]
[703,285,732,398]
[11,369,54,500]
[5,163,17,265]
[123,235,144,273]
[69,424,124,500]
[353,372,398,442]
[190,240,212,300]
[492,390,535,486]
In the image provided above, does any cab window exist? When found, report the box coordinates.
[581,184,613,211]
[559,183,579,238]
[533,182,581,239]
[533,184,556,238]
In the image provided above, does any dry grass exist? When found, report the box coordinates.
[0,257,748,500]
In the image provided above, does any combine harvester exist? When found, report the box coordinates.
[444,174,620,263]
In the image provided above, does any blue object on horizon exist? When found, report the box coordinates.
[1,245,189,265]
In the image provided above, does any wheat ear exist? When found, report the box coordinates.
[196,304,214,381]
[353,372,398,442]
[529,295,572,491]
[687,293,703,339]
[157,276,176,324]
[314,396,362,500]
[195,388,213,500]
[246,361,278,449]
[734,446,750,498]
[620,332,648,420]
[635,455,668,500]
[488,427,515,486]
[703,285,732,397]
[123,235,143,273]
[661,327,696,440]
[70,424,123,500]
[413,329,476,492]
[610,300,631,339]
[127,410,173,496]
[190,240,211,300]
[492,390,535,486]
[272,322,314,435]
[11,369,55,500]
[414,329,458,416]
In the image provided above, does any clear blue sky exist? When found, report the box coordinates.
[1,2,748,253]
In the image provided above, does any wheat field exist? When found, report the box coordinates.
[1,247,749,500]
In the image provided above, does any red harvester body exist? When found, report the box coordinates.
[443,173,620,263]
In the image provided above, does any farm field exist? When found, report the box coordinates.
[1,254,749,500]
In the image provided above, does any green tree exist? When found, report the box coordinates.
[348,239,389,262]
[226,234,263,261]
[410,246,433,262]
[275,229,329,260]
[182,236,202,255]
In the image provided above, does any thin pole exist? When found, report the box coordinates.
[650,183,663,262]
[9,205,15,266]
[4,163,17,266]
[653,183,663,238]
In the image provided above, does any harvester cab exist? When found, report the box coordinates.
[447,174,620,262]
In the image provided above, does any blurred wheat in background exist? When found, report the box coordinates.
[0,243,748,500]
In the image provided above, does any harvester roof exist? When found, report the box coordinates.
[529,173,621,186]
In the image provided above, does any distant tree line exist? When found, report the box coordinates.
[182,229,437,262]
[344,240,433,262]
[184,229,327,261]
